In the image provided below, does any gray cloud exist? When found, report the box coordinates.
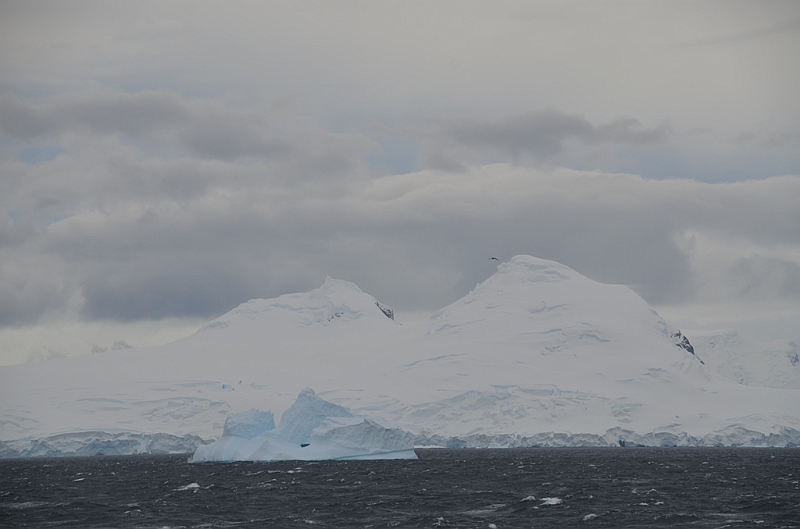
[0,92,188,140]
[0,92,369,164]
[1,92,376,210]
[0,251,72,326]
[684,14,800,47]
[729,256,800,301]
[446,110,593,158]
[80,255,258,321]
[429,110,670,167]
[591,117,671,145]
[5,158,798,326]
[1,92,799,329]
[686,176,800,246]
[0,91,379,326]
[0,2,799,359]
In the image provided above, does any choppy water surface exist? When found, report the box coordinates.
[1,448,799,528]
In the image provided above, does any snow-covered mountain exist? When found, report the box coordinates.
[1,256,798,457]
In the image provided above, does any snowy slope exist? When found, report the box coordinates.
[1,256,799,457]
[690,331,800,389]
[362,257,799,446]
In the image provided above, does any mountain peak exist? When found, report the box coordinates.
[427,255,668,348]
[486,255,577,286]
[318,276,366,295]
[199,276,395,332]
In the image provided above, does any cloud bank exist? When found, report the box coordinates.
[1,2,799,363]
[2,91,798,333]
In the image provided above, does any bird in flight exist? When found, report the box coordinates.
[489,257,499,261]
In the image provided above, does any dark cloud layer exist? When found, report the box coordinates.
[0,92,373,165]
[729,256,800,301]
[1,92,799,328]
[0,2,798,364]
[420,110,671,171]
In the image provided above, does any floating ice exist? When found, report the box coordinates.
[540,497,563,505]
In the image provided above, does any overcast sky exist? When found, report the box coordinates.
[1,1,799,365]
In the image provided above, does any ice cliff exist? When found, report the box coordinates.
[1,255,798,457]
[0,432,203,459]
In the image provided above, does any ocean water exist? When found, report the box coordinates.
[1,448,798,528]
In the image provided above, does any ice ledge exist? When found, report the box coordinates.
[2,423,798,459]
[417,425,800,449]
[0,431,205,459]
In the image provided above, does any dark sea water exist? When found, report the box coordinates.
[1,448,799,528]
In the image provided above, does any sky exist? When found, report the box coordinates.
[1,0,799,365]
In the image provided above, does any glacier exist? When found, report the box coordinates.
[192,388,417,461]
[0,432,204,459]
[1,255,798,458]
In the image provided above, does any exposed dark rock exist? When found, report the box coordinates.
[671,330,703,363]
[376,301,394,320]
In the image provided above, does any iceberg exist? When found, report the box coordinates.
[191,389,417,462]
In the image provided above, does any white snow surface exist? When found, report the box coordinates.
[690,331,800,389]
[192,388,416,461]
[1,256,799,457]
